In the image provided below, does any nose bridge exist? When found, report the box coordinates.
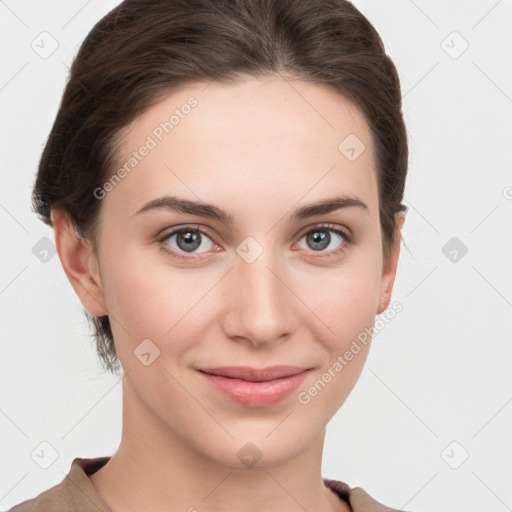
[223,236,293,345]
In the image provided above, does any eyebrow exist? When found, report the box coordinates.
[132,194,369,224]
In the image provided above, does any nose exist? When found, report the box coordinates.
[222,244,297,348]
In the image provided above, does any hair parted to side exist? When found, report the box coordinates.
[32,0,409,375]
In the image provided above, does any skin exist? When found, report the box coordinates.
[52,74,405,512]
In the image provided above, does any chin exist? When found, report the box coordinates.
[193,425,315,469]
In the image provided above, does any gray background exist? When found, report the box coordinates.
[1,1,511,510]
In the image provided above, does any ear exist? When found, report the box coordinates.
[50,208,108,317]
[377,211,406,315]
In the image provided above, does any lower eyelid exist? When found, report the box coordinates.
[295,228,351,253]
[159,229,216,253]
[158,225,352,259]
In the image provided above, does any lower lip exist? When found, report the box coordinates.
[198,370,311,407]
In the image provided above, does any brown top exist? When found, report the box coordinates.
[6,456,371,512]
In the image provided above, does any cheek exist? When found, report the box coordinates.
[99,229,382,362]
[100,247,216,358]
[299,271,379,415]
[306,260,381,347]
[99,245,166,338]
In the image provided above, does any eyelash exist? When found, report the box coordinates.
[156,223,354,262]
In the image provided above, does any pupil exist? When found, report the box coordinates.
[309,230,329,251]
[179,231,200,252]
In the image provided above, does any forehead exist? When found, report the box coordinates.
[106,75,378,223]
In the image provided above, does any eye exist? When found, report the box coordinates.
[157,225,218,261]
[295,223,353,258]
[157,223,354,262]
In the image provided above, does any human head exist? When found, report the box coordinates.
[32,0,408,375]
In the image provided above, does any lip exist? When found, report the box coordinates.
[197,366,312,407]
[199,365,311,381]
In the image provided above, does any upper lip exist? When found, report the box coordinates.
[198,365,311,382]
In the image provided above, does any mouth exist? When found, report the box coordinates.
[197,366,312,407]
[197,365,312,382]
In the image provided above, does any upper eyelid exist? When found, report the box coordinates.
[297,222,351,237]
[158,224,216,243]
[158,223,352,247]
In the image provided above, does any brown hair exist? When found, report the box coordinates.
[32,0,408,375]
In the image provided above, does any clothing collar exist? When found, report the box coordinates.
[67,456,352,511]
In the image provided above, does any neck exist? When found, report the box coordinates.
[89,379,350,512]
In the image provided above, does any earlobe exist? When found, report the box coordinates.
[50,208,108,317]
[377,212,406,315]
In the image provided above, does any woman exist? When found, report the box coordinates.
[9,0,413,510]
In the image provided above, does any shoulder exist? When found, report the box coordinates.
[7,479,71,512]
[324,478,406,512]
[7,457,111,512]
[349,486,408,512]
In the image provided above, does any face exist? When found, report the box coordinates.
[61,75,402,468]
